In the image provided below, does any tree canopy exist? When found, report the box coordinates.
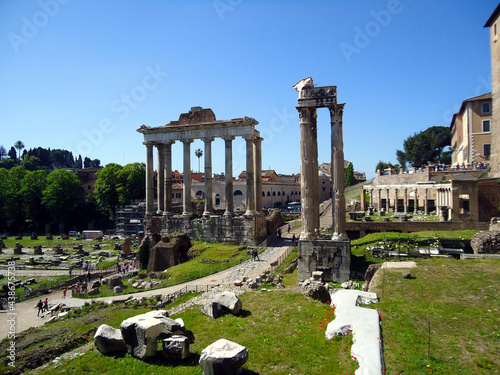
[396,126,451,169]
[344,162,356,188]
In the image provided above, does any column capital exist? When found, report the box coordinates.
[143,141,154,147]
[180,138,193,144]
[328,103,345,119]
[222,136,235,142]
[202,137,215,143]
[243,134,256,141]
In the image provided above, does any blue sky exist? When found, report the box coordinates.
[0,0,497,179]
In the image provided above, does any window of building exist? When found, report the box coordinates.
[87,185,92,190]
[267,191,270,196]
[272,191,276,196]
[262,191,265,197]
[483,120,491,132]
[234,190,243,196]
[277,191,281,196]
[215,194,221,206]
[484,143,491,157]
[482,101,491,114]
[195,190,203,198]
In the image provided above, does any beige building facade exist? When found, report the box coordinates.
[450,93,492,166]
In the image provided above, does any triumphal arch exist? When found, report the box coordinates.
[294,77,350,282]
[137,107,267,246]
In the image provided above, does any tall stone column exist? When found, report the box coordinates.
[156,144,165,213]
[424,188,428,215]
[310,109,320,231]
[330,104,347,241]
[386,188,390,211]
[404,188,408,214]
[377,189,382,211]
[254,136,263,213]
[145,142,154,216]
[203,137,214,216]
[369,189,374,208]
[164,141,173,215]
[414,189,418,214]
[394,188,398,212]
[223,136,235,216]
[181,139,193,217]
[244,135,256,215]
[360,188,367,211]
[298,107,316,239]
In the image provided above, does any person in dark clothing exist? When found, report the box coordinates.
[36,299,43,316]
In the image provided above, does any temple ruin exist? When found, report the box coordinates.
[137,107,269,246]
[294,77,351,282]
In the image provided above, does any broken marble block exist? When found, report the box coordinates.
[199,339,249,375]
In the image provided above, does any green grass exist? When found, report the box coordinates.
[370,258,499,374]
[350,230,478,257]
[1,250,498,375]
[23,290,358,375]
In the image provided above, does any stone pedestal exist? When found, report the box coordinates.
[298,239,350,283]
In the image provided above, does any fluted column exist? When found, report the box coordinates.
[311,109,319,231]
[182,139,193,217]
[330,104,347,241]
[298,107,316,239]
[377,189,382,211]
[224,136,235,216]
[145,142,154,216]
[254,136,263,212]
[245,135,256,215]
[156,144,165,213]
[202,137,214,216]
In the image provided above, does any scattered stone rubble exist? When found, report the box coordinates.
[471,230,500,254]
[94,296,249,374]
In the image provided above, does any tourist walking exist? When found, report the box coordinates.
[63,288,67,299]
[36,299,43,316]
[43,298,49,312]
[287,224,290,234]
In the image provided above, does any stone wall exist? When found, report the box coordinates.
[145,213,269,247]
[478,179,500,221]
[298,239,350,283]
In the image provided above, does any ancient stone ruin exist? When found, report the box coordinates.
[294,77,350,283]
[147,233,192,273]
[137,107,270,247]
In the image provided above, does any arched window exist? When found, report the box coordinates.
[267,191,271,196]
[195,190,203,198]
[277,191,281,196]
[262,191,265,196]
[234,190,243,196]
[215,194,221,206]
[272,191,276,196]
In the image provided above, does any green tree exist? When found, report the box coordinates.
[93,163,123,220]
[14,140,25,163]
[344,162,356,188]
[21,170,47,231]
[7,146,16,161]
[21,154,41,171]
[0,169,10,231]
[396,126,451,168]
[195,148,203,174]
[42,169,83,230]
[375,161,400,173]
[117,162,146,205]
[0,146,6,159]
[4,166,27,231]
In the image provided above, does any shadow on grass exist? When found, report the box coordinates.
[350,254,376,279]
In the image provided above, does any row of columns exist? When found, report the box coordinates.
[297,104,346,240]
[144,136,263,218]
[364,187,437,215]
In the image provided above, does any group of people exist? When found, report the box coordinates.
[36,298,49,316]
